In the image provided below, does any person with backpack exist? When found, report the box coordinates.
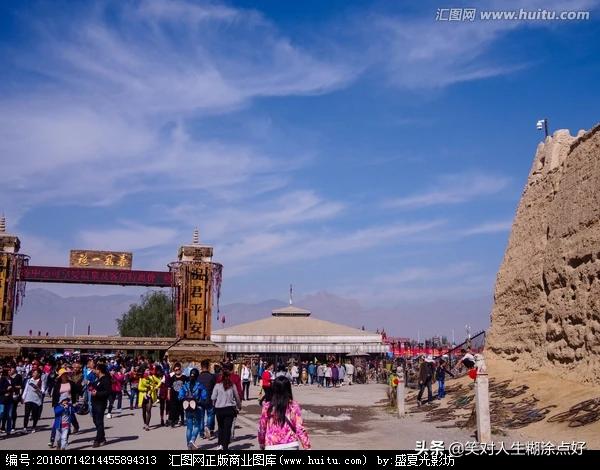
[178,368,208,450]
[211,368,241,451]
[258,376,311,450]
[198,360,216,439]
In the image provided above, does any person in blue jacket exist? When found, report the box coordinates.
[53,393,79,450]
[178,368,209,450]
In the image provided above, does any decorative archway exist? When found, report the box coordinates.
[0,217,222,354]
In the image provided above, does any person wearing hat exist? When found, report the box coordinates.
[48,367,80,447]
[52,393,78,450]
[416,356,434,406]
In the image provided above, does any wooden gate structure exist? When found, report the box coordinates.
[0,217,223,361]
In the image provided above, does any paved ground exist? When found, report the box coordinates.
[0,383,478,450]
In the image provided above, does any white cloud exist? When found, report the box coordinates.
[78,223,178,252]
[334,262,493,304]
[384,172,510,210]
[218,219,445,276]
[461,220,512,236]
[369,0,600,89]
[0,0,357,215]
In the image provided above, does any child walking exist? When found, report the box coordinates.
[52,393,78,450]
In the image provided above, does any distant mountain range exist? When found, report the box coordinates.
[13,288,491,340]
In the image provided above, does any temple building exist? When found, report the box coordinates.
[210,303,388,362]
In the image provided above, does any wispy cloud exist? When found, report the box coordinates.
[384,172,510,210]
[0,0,358,214]
[78,224,178,252]
[219,220,445,276]
[460,220,512,236]
[333,261,493,304]
[366,0,599,89]
[165,190,345,240]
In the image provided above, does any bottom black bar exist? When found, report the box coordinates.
[0,450,597,468]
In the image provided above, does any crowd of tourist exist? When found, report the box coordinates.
[0,353,316,451]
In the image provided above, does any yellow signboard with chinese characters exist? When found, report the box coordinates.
[185,264,212,339]
[69,250,132,270]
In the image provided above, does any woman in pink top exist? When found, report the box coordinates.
[258,376,311,450]
[107,368,125,417]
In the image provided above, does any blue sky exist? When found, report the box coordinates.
[1,0,600,318]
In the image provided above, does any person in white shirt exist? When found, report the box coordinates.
[324,365,332,388]
[345,362,355,385]
[241,363,251,401]
[22,368,45,432]
[290,365,299,386]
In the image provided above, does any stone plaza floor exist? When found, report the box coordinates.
[0,383,477,450]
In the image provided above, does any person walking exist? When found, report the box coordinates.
[52,393,78,450]
[128,367,140,410]
[0,366,18,435]
[138,369,160,431]
[22,368,45,433]
[317,364,325,387]
[178,368,208,450]
[107,368,122,418]
[198,360,216,438]
[241,363,251,401]
[324,364,332,388]
[90,363,111,447]
[168,363,187,427]
[157,367,170,426]
[82,359,95,413]
[290,364,299,386]
[435,358,454,399]
[345,362,354,385]
[7,365,23,433]
[331,364,339,388]
[259,363,274,406]
[251,362,259,387]
[211,368,241,451]
[307,362,315,385]
[49,368,79,446]
[337,362,345,386]
[416,356,434,405]
[258,376,311,450]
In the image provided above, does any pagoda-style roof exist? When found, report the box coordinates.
[271,305,311,317]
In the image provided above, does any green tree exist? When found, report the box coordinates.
[117,291,175,337]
